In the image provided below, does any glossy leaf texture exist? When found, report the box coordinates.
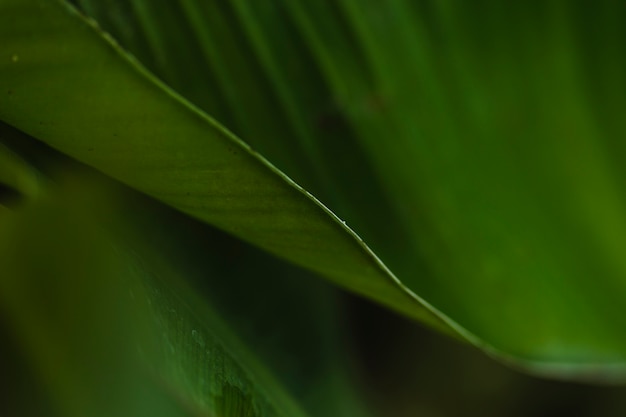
[2,0,626,380]
[0,123,371,417]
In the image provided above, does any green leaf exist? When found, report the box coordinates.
[0,178,191,417]
[0,0,448,333]
[3,0,626,381]
[0,126,371,417]
[0,141,41,207]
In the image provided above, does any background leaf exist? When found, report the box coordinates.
[0,141,40,207]
[0,124,371,417]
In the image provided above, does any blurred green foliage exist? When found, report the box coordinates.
[2,0,626,416]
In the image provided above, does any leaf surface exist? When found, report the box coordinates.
[3,0,626,379]
[0,124,371,417]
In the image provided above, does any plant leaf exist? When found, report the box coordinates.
[3,0,626,380]
[0,126,371,417]
[0,176,196,417]
[70,0,626,378]
[0,0,449,332]
[0,141,41,207]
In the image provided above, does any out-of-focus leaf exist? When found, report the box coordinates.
[0,127,370,417]
[0,181,192,417]
[0,142,40,207]
[121,191,372,417]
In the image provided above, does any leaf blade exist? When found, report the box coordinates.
[0,0,448,333]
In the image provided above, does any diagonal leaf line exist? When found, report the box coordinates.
[5,0,626,382]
